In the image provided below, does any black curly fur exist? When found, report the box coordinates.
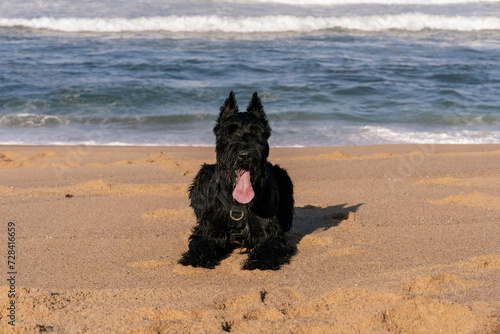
[178,91,296,270]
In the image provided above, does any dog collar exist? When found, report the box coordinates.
[230,206,245,221]
[228,204,247,245]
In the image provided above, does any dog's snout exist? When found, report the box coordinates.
[238,151,253,160]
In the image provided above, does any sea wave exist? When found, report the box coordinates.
[1,14,499,33]
[358,125,500,144]
[0,112,216,128]
[0,113,69,128]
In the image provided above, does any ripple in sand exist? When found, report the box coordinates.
[429,192,500,209]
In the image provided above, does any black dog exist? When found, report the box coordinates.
[179,91,295,270]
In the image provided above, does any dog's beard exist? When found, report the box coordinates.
[233,169,255,204]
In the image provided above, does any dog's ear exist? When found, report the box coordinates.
[246,92,265,118]
[247,92,271,138]
[214,91,238,135]
[221,91,238,115]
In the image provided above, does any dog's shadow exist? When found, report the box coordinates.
[287,203,363,246]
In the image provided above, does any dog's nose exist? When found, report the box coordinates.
[238,151,253,160]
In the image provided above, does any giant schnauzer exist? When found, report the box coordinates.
[179,91,295,270]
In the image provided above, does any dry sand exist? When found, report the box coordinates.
[0,144,499,333]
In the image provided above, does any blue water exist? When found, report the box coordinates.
[1,0,499,146]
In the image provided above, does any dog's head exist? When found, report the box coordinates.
[214,91,272,204]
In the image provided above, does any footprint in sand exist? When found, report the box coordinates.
[401,274,471,295]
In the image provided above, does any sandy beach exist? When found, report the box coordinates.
[0,144,499,333]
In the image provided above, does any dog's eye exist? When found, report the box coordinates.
[249,125,267,137]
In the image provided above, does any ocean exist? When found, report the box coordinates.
[1,0,499,147]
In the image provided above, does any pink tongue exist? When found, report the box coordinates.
[233,170,254,204]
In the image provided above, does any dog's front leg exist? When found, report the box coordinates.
[242,234,296,271]
[178,223,231,269]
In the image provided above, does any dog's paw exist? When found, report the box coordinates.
[178,253,219,269]
[241,258,281,271]
[178,252,219,269]
[178,235,233,269]
[242,238,297,271]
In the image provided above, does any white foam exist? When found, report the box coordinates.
[1,13,499,33]
[358,125,500,144]
[0,113,68,128]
